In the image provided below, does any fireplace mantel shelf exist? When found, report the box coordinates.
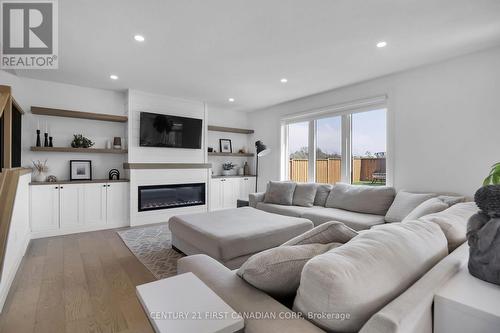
[124,163,212,170]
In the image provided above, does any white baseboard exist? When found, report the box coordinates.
[30,222,130,239]
[0,233,31,313]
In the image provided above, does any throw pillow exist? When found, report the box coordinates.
[385,191,437,223]
[237,242,340,298]
[325,183,396,215]
[437,195,467,206]
[403,198,449,221]
[313,184,333,206]
[264,181,296,206]
[293,221,448,332]
[283,221,358,246]
[292,183,318,207]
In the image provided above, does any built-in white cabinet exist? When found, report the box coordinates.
[30,181,129,237]
[210,176,256,211]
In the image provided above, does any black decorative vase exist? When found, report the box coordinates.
[36,129,41,147]
[467,185,500,285]
[44,133,49,147]
[49,137,53,147]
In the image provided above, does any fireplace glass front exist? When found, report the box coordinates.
[138,183,206,212]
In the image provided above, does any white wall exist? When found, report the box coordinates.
[0,173,31,312]
[249,46,500,196]
[0,70,127,180]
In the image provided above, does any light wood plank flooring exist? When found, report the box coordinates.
[0,228,156,333]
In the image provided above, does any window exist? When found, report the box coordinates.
[283,106,387,186]
[287,121,309,182]
[316,116,342,184]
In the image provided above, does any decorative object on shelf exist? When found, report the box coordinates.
[32,159,48,182]
[70,160,92,181]
[219,139,232,153]
[108,168,120,180]
[222,162,236,176]
[71,134,94,148]
[243,161,250,175]
[113,137,122,149]
[238,167,244,176]
[255,140,271,192]
[208,147,214,153]
[44,132,49,147]
[35,129,41,147]
[467,162,500,285]
[238,148,247,154]
[46,175,58,183]
[105,139,111,149]
[49,136,53,147]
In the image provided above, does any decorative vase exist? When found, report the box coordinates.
[222,169,232,176]
[33,171,45,182]
[467,185,500,285]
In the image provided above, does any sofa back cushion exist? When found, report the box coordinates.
[325,183,396,215]
[282,221,358,246]
[292,183,318,207]
[313,184,333,206]
[293,221,448,332]
[385,191,437,222]
[403,197,449,221]
[417,202,478,252]
[264,181,296,206]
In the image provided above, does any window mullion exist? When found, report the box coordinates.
[308,120,316,182]
[341,114,352,183]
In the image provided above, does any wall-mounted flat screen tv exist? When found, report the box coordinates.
[140,112,202,149]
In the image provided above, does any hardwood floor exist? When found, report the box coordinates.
[0,228,156,333]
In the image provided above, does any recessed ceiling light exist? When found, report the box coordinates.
[228,98,235,102]
[280,78,288,83]
[376,41,387,48]
[134,35,145,42]
[110,74,119,80]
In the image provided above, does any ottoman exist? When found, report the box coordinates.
[168,207,314,269]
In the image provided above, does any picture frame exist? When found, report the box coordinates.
[219,139,232,153]
[70,160,92,181]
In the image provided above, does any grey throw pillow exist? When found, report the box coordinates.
[237,242,340,298]
[292,183,318,207]
[326,183,396,215]
[385,191,437,223]
[313,184,333,206]
[283,221,358,246]
[264,181,296,206]
[403,198,449,221]
[437,195,467,206]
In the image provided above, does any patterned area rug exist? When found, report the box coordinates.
[117,224,184,279]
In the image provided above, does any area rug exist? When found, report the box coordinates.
[117,224,184,279]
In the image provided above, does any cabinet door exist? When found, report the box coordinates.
[106,183,128,226]
[210,179,223,211]
[59,184,84,228]
[222,178,239,209]
[239,177,255,200]
[83,183,107,225]
[30,185,59,231]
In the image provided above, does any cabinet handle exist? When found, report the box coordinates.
[54,186,59,189]
[244,178,248,180]
[60,186,64,189]
[107,185,111,187]
[103,185,107,187]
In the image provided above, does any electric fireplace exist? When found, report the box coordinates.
[138,183,206,212]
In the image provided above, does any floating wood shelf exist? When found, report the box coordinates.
[124,163,211,170]
[31,147,128,154]
[30,179,130,186]
[208,152,254,157]
[31,106,128,123]
[207,125,254,134]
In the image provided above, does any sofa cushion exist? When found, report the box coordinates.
[417,202,478,252]
[283,221,358,246]
[437,195,467,206]
[256,202,314,218]
[302,206,385,230]
[325,183,396,215]
[168,207,313,262]
[264,181,296,206]
[403,198,449,221]
[293,183,318,207]
[237,243,340,298]
[293,221,448,332]
[385,191,437,222]
[313,184,333,206]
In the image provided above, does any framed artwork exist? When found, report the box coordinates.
[70,160,92,181]
[219,139,232,153]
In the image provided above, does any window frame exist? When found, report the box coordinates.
[281,96,392,186]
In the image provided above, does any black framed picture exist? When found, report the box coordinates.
[70,160,92,181]
[219,139,232,153]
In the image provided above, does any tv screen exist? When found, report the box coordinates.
[140,112,202,149]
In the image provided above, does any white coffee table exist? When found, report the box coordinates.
[136,272,244,333]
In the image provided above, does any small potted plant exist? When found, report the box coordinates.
[32,159,48,182]
[222,162,236,176]
[467,162,500,285]
[71,134,94,148]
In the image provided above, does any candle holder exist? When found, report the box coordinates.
[44,132,49,147]
[36,129,41,147]
[49,137,53,147]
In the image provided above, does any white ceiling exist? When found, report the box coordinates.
[15,0,500,111]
